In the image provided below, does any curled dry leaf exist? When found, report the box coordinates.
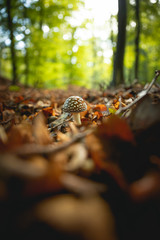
[93,114,140,183]
[33,112,52,145]
[0,180,8,200]
[0,154,48,179]
[61,173,106,195]
[42,106,55,118]
[86,133,106,169]
[93,111,103,120]
[150,155,160,168]
[2,109,15,122]
[23,160,63,197]
[35,195,117,240]
[92,104,107,112]
[86,133,128,190]
[97,114,134,143]
[129,171,160,202]
[0,125,8,144]
[113,99,120,110]
[6,121,34,149]
[128,95,160,131]
[65,143,88,171]
[57,131,71,142]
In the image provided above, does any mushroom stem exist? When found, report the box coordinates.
[72,113,81,125]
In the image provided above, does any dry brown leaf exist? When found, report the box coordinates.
[61,173,106,195]
[97,114,134,143]
[93,111,103,120]
[0,125,8,144]
[0,180,8,200]
[57,131,71,142]
[2,109,15,121]
[129,171,160,202]
[150,155,160,168]
[35,195,117,240]
[7,121,34,149]
[33,112,52,145]
[0,154,48,179]
[92,104,107,112]
[65,143,88,171]
[42,107,54,118]
[86,133,106,169]
[23,160,63,197]
[128,94,160,131]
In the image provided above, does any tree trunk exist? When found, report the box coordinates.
[112,0,127,86]
[6,0,17,85]
[34,0,44,87]
[23,3,29,87]
[134,0,140,81]
[24,42,29,87]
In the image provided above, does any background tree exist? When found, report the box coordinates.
[6,0,18,85]
[1,1,160,88]
[125,0,160,84]
[112,0,127,86]
[134,0,140,81]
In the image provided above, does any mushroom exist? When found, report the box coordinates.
[63,96,87,125]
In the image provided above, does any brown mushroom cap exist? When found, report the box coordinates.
[63,96,87,113]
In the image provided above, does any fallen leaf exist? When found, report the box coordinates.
[97,114,134,143]
[128,94,160,131]
[129,171,160,202]
[65,143,88,171]
[33,112,52,145]
[92,104,107,112]
[61,173,106,195]
[35,195,117,240]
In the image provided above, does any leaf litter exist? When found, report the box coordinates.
[0,71,160,240]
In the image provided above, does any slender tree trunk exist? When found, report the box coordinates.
[110,15,116,58]
[23,3,29,87]
[6,0,17,85]
[34,0,43,87]
[134,0,140,81]
[91,36,97,85]
[112,0,127,86]
[0,46,2,76]
[24,44,29,87]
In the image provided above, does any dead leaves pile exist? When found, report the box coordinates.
[0,78,160,240]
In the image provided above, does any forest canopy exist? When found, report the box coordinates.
[0,0,160,88]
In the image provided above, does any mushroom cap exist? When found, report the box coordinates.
[63,96,87,113]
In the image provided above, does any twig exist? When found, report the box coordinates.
[48,115,72,132]
[11,129,93,156]
[0,117,14,126]
[116,70,160,115]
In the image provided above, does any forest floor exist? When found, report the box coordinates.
[0,72,160,240]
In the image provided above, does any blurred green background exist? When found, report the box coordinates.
[0,0,160,88]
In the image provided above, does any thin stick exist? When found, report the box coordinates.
[48,115,72,132]
[116,70,160,115]
[11,129,93,156]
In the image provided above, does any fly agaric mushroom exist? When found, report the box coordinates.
[63,96,87,125]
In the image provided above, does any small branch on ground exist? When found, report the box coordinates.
[116,70,160,115]
[11,129,93,156]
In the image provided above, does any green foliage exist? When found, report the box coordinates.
[125,0,160,83]
[9,85,20,91]
[0,0,160,87]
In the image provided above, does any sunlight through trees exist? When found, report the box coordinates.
[0,0,160,87]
